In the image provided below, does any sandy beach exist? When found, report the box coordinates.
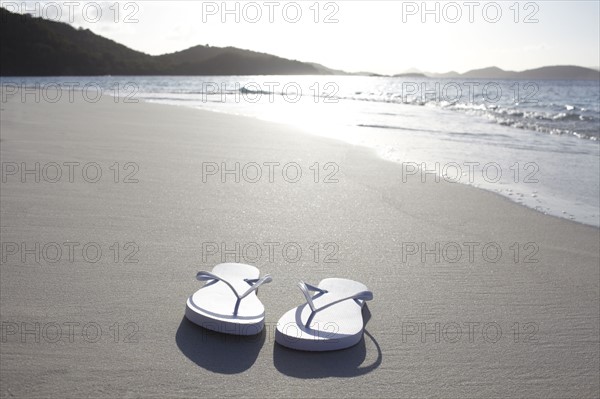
[1,91,599,398]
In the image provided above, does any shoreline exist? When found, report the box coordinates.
[156,98,600,229]
[3,76,600,229]
[4,82,596,231]
[1,91,599,398]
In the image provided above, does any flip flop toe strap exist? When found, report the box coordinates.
[297,281,373,328]
[197,271,273,316]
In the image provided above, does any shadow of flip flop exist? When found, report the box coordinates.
[273,305,382,378]
[175,316,265,374]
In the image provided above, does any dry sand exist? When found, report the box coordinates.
[0,91,598,398]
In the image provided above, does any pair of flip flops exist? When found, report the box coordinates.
[185,263,373,351]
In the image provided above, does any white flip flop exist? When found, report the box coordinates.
[185,263,272,335]
[275,278,373,351]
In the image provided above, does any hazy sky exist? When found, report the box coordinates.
[4,1,599,74]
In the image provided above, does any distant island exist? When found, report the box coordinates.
[1,8,598,80]
[417,65,600,80]
[393,73,428,78]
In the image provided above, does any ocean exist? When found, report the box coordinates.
[2,75,599,227]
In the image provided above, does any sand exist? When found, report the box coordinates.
[1,90,598,398]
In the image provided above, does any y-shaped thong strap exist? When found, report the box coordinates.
[297,281,373,328]
[196,271,272,316]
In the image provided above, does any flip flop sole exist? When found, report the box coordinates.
[275,313,364,351]
[185,263,267,336]
[275,278,369,351]
[185,299,265,335]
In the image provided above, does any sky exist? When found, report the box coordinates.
[3,0,599,74]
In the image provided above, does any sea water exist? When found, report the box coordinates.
[3,76,599,227]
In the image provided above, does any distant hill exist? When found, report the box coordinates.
[0,8,322,76]
[428,71,460,78]
[511,65,599,80]
[154,45,321,75]
[395,66,599,80]
[459,66,516,79]
[306,62,346,75]
[0,8,155,75]
[2,8,598,80]
[428,66,599,80]
[393,73,427,78]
